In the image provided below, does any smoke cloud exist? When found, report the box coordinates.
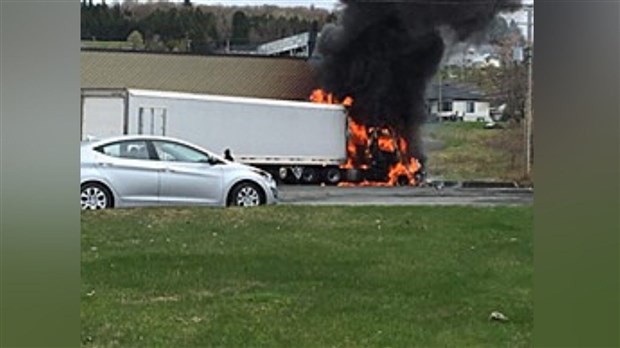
[315,0,520,163]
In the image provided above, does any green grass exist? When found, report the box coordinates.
[81,206,532,347]
[424,122,528,182]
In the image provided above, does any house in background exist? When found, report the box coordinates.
[443,43,501,68]
[255,31,316,58]
[426,82,492,122]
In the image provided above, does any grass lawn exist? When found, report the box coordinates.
[81,206,532,347]
[423,122,529,183]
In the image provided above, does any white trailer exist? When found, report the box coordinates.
[81,88,348,184]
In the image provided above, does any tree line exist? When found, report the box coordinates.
[81,0,333,53]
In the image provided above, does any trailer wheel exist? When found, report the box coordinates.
[324,168,342,185]
[301,168,317,183]
[278,167,288,181]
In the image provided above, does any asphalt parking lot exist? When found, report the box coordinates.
[278,185,533,206]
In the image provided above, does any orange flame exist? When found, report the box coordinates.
[309,89,421,186]
[343,118,369,169]
[378,134,396,152]
[387,157,421,186]
[398,137,408,155]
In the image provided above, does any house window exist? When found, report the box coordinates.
[467,101,475,113]
[440,101,453,112]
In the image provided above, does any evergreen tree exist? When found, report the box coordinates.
[231,11,250,45]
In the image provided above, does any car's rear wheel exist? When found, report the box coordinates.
[81,182,113,210]
[229,182,265,207]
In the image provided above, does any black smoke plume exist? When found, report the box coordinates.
[314,0,520,163]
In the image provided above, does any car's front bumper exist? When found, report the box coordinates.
[265,182,279,205]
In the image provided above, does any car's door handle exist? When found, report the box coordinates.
[164,167,177,173]
[97,162,113,167]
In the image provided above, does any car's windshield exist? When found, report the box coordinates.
[152,141,211,163]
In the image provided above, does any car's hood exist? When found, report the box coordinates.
[220,162,270,178]
[221,161,253,171]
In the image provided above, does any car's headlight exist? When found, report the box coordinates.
[253,169,274,182]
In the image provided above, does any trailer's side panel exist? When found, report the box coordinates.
[81,97,125,140]
[126,91,347,165]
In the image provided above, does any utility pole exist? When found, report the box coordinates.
[461,46,466,81]
[524,4,533,177]
[438,68,443,119]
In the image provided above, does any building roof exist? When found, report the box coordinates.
[81,49,319,101]
[443,43,499,67]
[426,82,487,101]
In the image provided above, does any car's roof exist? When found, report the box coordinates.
[81,135,229,162]
[83,135,193,146]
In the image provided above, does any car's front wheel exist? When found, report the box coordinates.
[229,182,265,207]
[81,182,113,210]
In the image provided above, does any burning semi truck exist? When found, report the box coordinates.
[80,88,424,186]
[310,89,423,186]
[310,0,520,186]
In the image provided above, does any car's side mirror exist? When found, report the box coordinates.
[197,157,215,165]
[207,157,223,165]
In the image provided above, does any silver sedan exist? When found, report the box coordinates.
[80,135,278,209]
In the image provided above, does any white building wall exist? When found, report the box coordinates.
[471,101,491,122]
[429,100,491,122]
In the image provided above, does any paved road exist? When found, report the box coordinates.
[278,185,533,206]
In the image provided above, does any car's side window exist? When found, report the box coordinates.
[152,141,211,163]
[96,140,150,160]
